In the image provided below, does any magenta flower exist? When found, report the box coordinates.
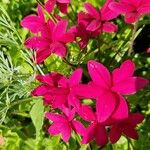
[73,60,149,123]
[21,5,46,33]
[25,19,74,64]
[147,48,150,53]
[45,0,70,14]
[78,0,118,35]
[32,68,82,108]
[69,23,90,49]
[88,60,148,122]
[109,113,144,143]
[109,0,150,23]
[45,106,85,142]
[32,72,63,105]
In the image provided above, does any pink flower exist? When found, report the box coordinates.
[45,106,84,142]
[147,47,150,53]
[109,0,150,23]
[109,113,144,143]
[21,5,46,33]
[32,72,63,105]
[69,23,90,49]
[73,60,149,123]
[45,0,70,14]
[25,19,74,64]
[78,0,118,36]
[32,68,82,108]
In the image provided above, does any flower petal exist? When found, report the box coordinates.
[102,22,118,33]
[32,85,49,96]
[138,6,150,15]
[72,84,100,99]
[57,3,68,14]
[81,123,96,144]
[36,73,62,86]
[21,16,42,33]
[25,37,49,49]
[36,48,52,64]
[111,95,129,120]
[96,91,118,123]
[68,94,81,109]
[95,126,108,146]
[78,105,96,122]
[57,0,70,3]
[101,0,119,21]
[112,60,135,85]
[109,2,134,13]
[45,0,56,13]
[61,123,72,142]
[128,113,144,127]
[109,125,122,144]
[44,94,53,105]
[37,5,45,21]
[53,20,68,40]
[59,32,75,43]
[50,42,67,57]
[124,12,140,24]
[48,123,61,135]
[72,120,86,135]
[69,68,82,87]
[41,19,55,38]
[21,5,45,33]
[86,20,101,32]
[52,94,67,108]
[84,3,100,18]
[123,127,139,139]
[88,60,111,89]
[112,77,149,95]
[45,112,66,122]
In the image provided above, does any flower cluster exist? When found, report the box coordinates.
[32,59,148,146]
[21,0,150,147]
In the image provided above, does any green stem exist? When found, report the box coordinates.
[11,112,31,118]
[33,50,45,75]
[36,0,57,23]
[67,13,76,24]
[36,64,45,75]
[97,36,102,61]
[128,22,138,56]
[9,97,34,109]
[70,4,76,18]
[62,58,77,68]
[109,48,122,66]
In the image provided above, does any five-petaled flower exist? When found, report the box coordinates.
[25,19,74,64]
[109,0,150,23]
[45,106,84,142]
[73,60,149,122]
[78,0,118,36]
[109,113,144,143]
[69,0,119,48]
[32,68,82,108]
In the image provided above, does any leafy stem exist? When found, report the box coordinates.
[128,22,138,56]
[9,97,35,109]
[63,58,77,68]
[36,0,57,23]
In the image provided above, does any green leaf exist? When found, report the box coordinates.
[30,99,44,138]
